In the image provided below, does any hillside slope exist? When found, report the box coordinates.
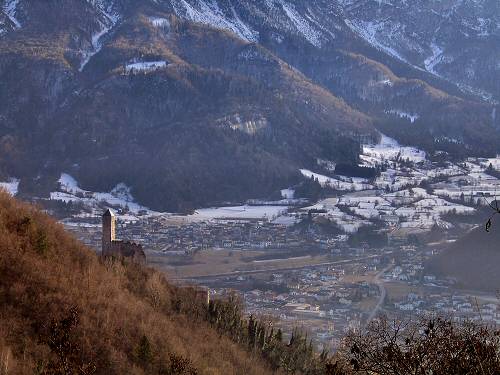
[427,217,500,292]
[0,191,274,375]
[0,1,373,212]
[0,0,499,211]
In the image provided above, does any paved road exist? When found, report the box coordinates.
[173,252,393,281]
[365,262,394,325]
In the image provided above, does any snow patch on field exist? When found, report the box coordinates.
[188,205,288,221]
[300,169,373,191]
[51,173,158,216]
[362,134,426,165]
[0,178,19,196]
[171,0,258,42]
[125,61,167,74]
[281,188,295,199]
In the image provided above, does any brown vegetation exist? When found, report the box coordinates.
[0,191,273,375]
[344,316,500,375]
[1,192,500,375]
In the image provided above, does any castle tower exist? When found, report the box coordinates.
[102,209,116,255]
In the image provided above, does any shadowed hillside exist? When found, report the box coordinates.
[427,217,500,292]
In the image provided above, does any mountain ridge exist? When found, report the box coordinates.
[0,0,499,211]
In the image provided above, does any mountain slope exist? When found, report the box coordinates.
[427,217,500,292]
[339,0,500,103]
[0,190,275,374]
[0,0,499,210]
[0,1,375,211]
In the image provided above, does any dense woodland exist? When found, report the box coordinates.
[375,116,500,160]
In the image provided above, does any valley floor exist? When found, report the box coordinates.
[2,134,500,351]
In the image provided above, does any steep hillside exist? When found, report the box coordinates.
[339,0,500,103]
[0,0,499,211]
[0,0,373,212]
[0,191,275,374]
[427,217,500,292]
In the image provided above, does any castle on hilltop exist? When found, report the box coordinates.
[102,209,146,262]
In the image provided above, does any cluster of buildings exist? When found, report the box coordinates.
[391,293,500,325]
[205,247,390,350]
[45,133,500,352]
[64,215,350,255]
[207,238,498,351]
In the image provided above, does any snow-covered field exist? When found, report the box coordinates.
[0,178,19,196]
[281,188,295,199]
[295,133,490,233]
[48,172,301,225]
[187,205,289,221]
[302,200,371,233]
[49,173,159,221]
[125,61,168,74]
[306,186,475,233]
[362,134,426,165]
[300,169,373,191]
[302,134,426,194]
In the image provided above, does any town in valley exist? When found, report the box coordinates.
[4,134,499,351]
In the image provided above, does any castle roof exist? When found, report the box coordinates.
[103,209,115,217]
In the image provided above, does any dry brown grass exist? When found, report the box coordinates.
[0,191,273,375]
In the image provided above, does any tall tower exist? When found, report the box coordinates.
[102,209,116,255]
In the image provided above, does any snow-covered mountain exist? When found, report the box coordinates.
[340,0,500,103]
[134,0,500,103]
[2,0,498,102]
[0,0,499,211]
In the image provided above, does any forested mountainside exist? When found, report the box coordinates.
[0,0,499,211]
[340,0,500,103]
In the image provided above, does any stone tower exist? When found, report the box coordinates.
[102,209,116,255]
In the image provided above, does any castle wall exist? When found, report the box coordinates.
[101,210,146,262]
[106,240,146,263]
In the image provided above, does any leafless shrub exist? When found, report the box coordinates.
[343,315,500,375]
